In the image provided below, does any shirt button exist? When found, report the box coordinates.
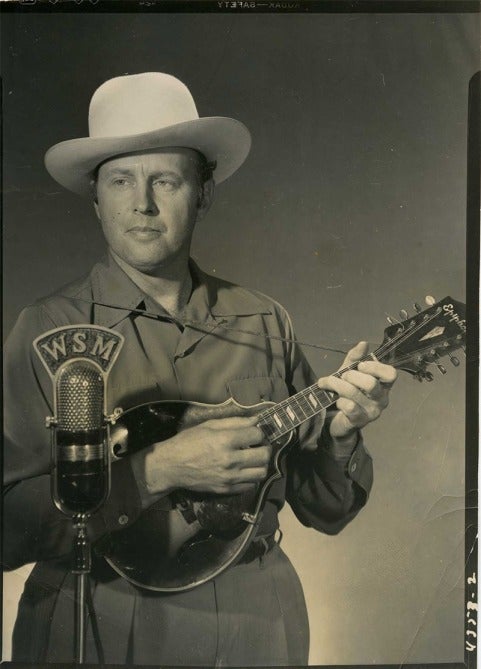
[118,514,129,526]
[350,462,358,473]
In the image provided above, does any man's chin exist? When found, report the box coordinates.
[114,250,182,277]
[127,259,168,275]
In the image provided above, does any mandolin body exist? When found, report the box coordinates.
[103,398,294,592]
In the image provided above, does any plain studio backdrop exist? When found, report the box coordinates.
[2,9,478,665]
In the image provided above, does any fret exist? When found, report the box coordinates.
[273,413,284,429]
[290,395,309,420]
[257,417,278,440]
[311,384,337,407]
[306,391,320,409]
[260,423,283,442]
[296,392,315,417]
[260,405,296,440]
[276,405,296,429]
[258,415,290,442]
[285,406,297,422]
[271,397,306,425]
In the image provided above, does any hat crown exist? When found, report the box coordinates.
[88,72,199,138]
[45,71,251,195]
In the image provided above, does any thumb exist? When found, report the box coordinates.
[341,341,369,369]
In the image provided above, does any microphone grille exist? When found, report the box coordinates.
[56,361,104,431]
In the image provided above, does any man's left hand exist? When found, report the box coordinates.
[317,341,397,448]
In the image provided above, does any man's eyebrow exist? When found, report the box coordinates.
[102,167,135,176]
[103,167,182,178]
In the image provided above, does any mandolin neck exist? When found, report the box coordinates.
[256,352,377,442]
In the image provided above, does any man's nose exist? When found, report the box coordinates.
[133,181,159,215]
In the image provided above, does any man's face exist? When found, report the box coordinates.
[94,149,211,274]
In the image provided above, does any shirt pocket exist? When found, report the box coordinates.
[227,376,290,407]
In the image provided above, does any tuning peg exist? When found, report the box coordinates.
[399,309,408,320]
[415,369,435,382]
[425,295,436,306]
[449,354,460,367]
[413,303,422,313]
[430,351,447,374]
[387,316,396,325]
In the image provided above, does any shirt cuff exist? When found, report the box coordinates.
[346,437,372,492]
[315,431,373,497]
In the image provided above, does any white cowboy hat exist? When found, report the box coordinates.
[45,72,251,196]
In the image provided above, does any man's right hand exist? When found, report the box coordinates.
[130,415,271,507]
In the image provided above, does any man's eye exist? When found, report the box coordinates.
[153,179,177,191]
[111,178,131,187]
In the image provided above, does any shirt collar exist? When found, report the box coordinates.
[90,254,272,328]
[191,261,272,318]
[91,254,146,328]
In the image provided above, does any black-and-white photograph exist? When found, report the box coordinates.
[1,5,478,667]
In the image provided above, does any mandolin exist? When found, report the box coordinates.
[101,296,466,592]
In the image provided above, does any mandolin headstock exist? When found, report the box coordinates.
[374,296,466,381]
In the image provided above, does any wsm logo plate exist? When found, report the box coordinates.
[33,325,124,378]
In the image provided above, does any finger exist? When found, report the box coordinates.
[320,374,388,420]
[340,341,369,369]
[318,374,371,409]
[222,482,258,494]
[341,369,384,399]
[232,466,269,484]
[207,415,260,431]
[335,397,378,426]
[335,397,367,424]
[237,445,272,467]
[336,394,384,424]
[357,361,398,385]
[227,425,266,449]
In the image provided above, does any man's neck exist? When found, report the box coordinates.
[111,252,193,319]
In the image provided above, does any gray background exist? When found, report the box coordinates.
[2,10,478,664]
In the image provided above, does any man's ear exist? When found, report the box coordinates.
[93,201,101,221]
[90,176,99,209]
[196,179,215,222]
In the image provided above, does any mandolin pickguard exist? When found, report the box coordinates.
[102,398,294,592]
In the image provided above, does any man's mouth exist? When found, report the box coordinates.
[127,227,163,240]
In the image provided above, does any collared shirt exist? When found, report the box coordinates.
[4,254,372,571]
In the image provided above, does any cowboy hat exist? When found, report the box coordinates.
[45,72,251,196]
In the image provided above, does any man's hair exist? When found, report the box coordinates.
[194,152,217,187]
[90,149,216,202]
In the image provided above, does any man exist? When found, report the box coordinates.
[4,72,397,666]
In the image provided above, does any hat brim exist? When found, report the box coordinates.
[44,116,251,196]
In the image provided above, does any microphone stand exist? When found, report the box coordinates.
[72,513,91,664]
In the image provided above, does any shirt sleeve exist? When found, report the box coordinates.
[277,305,374,535]
[3,306,143,571]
